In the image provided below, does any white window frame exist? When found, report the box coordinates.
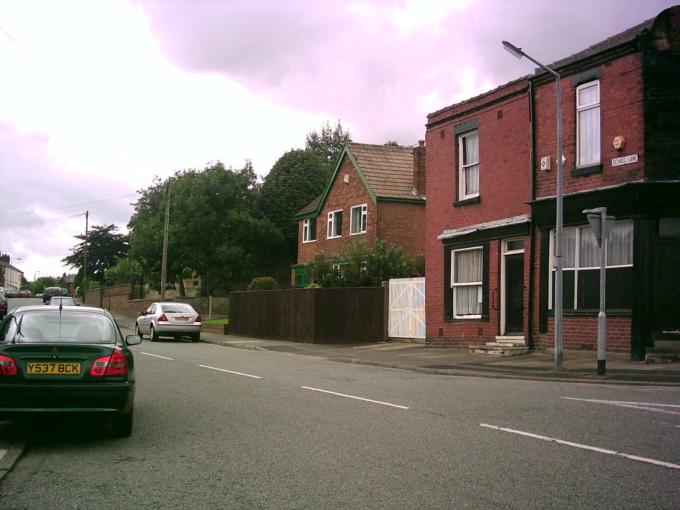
[548,220,633,310]
[576,80,601,167]
[458,130,479,200]
[302,218,316,243]
[350,204,368,235]
[451,246,483,319]
[327,209,343,239]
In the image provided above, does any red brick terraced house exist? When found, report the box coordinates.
[292,142,426,287]
[425,6,680,360]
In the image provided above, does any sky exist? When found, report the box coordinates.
[0,0,675,282]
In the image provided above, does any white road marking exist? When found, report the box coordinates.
[302,386,409,410]
[480,423,680,471]
[140,352,174,361]
[562,397,680,416]
[198,364,262,379]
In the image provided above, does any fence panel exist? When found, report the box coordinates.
[388,277,426,340]
[230,288,385,343]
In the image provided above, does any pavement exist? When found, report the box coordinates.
[115,315,680,386]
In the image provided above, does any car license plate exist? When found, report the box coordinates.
[27,362,81,375]
[175,316,190,321]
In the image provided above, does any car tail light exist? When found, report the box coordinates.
[0,354,17,376]
[90,349,128,377]
[157,314,168,322]
[195,314,202,323]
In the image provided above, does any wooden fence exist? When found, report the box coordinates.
[229,287,387,344]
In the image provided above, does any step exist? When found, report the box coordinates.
[469,345,529,357]
[495,336,526,346]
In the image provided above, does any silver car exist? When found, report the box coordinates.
[135,302,202,342]
[48,296,77,306]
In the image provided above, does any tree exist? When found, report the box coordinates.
[128,161,282,295]
[104,257,143,286]
[62,224,128,284]
[258,149,328,266]
[305,120,352,170]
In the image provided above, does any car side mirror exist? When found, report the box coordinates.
[126,334,142,346]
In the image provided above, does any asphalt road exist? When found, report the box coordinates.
[1,323,679,509]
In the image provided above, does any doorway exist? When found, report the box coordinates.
[501,239,525,335]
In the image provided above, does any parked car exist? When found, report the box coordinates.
[0,296,7,319]
[19,289,32,298]
[4,288,16,298]
[48,296,77,306]
[42,287,68,304]
[0,305,142,437]
[135,302,202,342]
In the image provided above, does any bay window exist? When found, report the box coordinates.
[549,220,633,310]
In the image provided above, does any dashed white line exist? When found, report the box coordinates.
[198,364,262,379]
[140,352,174,361]
[562,397,680,416]
[480,423,680,471]
[302,386,409,410]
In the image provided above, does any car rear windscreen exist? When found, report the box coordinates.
[160,304,195,314]
[2,311,118,343]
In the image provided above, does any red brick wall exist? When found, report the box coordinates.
[534,53,644,198]
[297,156,376,264]
[424,82,532,346]
[377,201,425,259]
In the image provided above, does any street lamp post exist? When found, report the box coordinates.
[502,40,564,370]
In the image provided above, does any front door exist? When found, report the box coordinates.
[503,240,525,335]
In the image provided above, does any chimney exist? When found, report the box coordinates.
[412,140,426,197]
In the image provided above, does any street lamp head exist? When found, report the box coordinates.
[502,40,524,59]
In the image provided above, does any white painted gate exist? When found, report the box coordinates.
[388,277,425,339]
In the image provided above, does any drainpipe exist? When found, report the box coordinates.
[527,78,537,350]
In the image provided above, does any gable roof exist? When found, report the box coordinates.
[294,143,424,220]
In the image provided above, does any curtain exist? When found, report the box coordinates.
[463,133,479,195]
[579,226,598,268]
[453,248,483,316]
[607,221,633,266]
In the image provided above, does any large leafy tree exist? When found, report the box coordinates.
[305,120,352,170]
[128,161,282,295]
[62,224,128,284]
[258,149,328,265]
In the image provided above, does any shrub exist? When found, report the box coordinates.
[247,276,280,291]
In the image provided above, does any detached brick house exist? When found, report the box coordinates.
[425,6,680,359]
[293,142,426,286]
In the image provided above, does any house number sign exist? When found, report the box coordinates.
[612,154,638,167]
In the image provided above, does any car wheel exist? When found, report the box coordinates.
[112,410,133,438]
[150,325,158,342]
[134,323,143,339]
[191,332,200,343]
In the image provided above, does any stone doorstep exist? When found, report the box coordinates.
[469,345,529,357]
[495,336,526,346]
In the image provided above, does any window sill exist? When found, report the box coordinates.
[453,196,481,207]
[547,309,631,317]
[349,231,366,236]
[571,164,602,177]
[326,236,342,240]
[302,240,317,244]
[445,315,489,323]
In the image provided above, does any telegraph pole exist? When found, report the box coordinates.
[82,210,89,301]
[160,183,170,301]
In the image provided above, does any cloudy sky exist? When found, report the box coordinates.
[0,0,675,281]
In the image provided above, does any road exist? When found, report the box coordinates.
[0,315,679,508]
